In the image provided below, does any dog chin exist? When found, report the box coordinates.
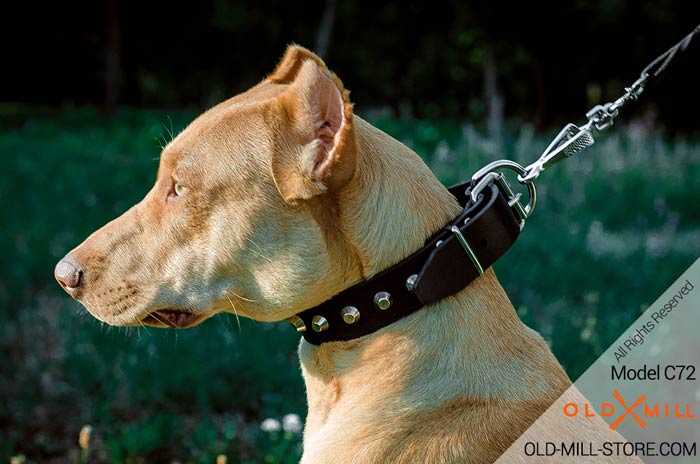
[91,306,209,329]
[139,309,208,328]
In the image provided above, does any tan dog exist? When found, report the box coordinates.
[55,46,575,463]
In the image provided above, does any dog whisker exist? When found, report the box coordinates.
[245,237,275,265]
[154,135,165,151]
[225,295,242,334]
[228,288,256,303]
[245,237,264,251]
[148,311,169,327]
[133,310,152,337]
[161,120,173,145]
[168,115,175,143]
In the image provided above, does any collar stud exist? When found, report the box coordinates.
[373,291,392,310]
[289,315,306,332]
[341,306,360,324]
[406,274,418,292]
[311,315,329,332]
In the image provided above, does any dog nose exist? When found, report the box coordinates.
[54,257,84,296]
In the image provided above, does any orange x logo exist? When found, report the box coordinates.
[610,390,647,429]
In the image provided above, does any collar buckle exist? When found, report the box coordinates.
[469,160,536,231]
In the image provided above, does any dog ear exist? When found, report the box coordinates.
[268,44,328,84]
[270,46,356,204]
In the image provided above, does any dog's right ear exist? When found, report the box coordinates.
[270,45,356,204]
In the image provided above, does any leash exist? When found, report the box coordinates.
[519,24,700,185]
[291,25,700,345]
[474,24,700,217]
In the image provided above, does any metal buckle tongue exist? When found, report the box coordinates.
[520,123,595,183]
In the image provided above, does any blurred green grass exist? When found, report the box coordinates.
[1,105,699,463]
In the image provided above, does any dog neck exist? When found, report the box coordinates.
[335,117,463,277]
[298,118,567,458]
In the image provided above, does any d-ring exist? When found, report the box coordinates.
[468,160,537,219]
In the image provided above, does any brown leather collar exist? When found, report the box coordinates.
[290,179,522,345]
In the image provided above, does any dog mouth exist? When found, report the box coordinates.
[142,309,202,328]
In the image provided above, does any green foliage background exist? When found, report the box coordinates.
[1,106,699,462]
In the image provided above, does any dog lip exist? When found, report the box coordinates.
[143,309,202,328]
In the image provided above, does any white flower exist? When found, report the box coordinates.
[260,418,281,433]
[282,413,302,434]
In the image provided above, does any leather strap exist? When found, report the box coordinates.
[293,180,522,345]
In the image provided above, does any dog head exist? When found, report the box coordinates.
[55,46,365,328]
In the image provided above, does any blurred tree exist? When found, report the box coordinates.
[314,0,336,59]
[1,0,698,131]
[103,0,122,115]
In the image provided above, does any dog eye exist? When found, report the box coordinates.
[169,180,187,199]
[174,182,186,196]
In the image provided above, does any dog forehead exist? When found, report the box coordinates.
[193,79,290,130]
[158,76,298,178]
